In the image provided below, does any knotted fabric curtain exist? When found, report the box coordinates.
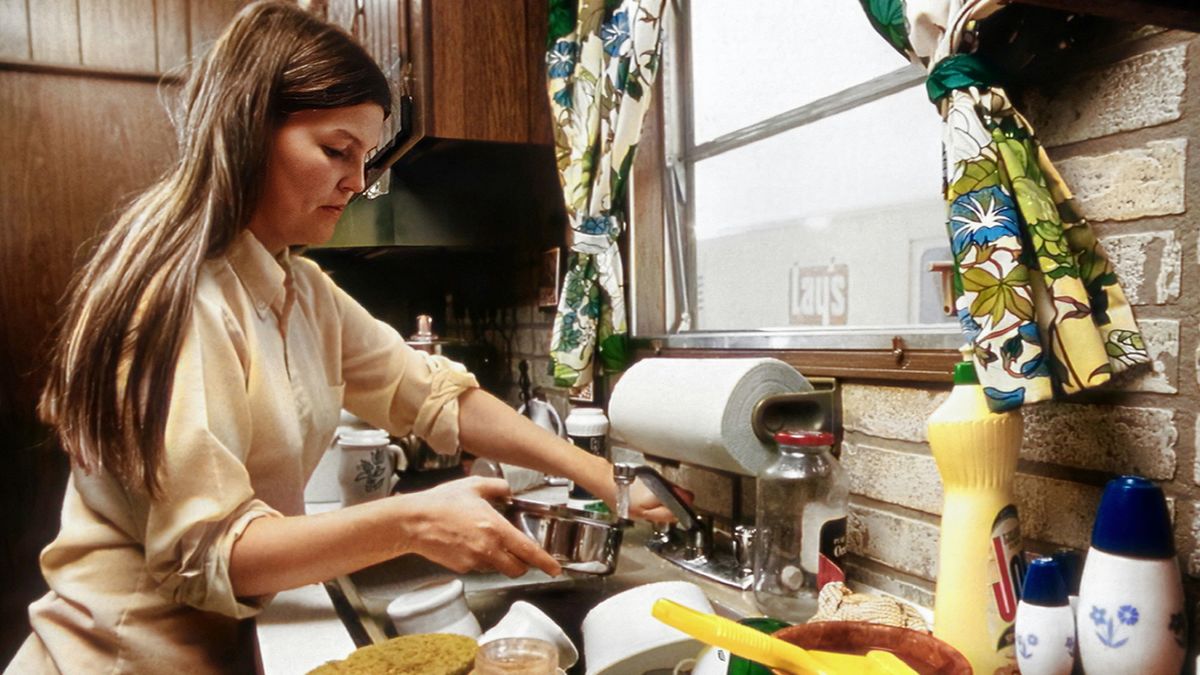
[545,0,666,389]
[860,0,1149,411]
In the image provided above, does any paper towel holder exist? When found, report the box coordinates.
[749,377,838,444]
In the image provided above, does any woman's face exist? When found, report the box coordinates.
[248,102,385,253]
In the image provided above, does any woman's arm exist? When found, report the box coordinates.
[228,476,561,598]
[455,388,676,522]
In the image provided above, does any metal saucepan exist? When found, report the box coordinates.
[502,499,628,575]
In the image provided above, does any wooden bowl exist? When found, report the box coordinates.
[770,622,972,675]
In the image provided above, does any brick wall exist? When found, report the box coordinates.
[499,19,1199,658]
[815,25,1200,647]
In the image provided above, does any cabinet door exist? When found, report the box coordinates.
[414,0,551,144]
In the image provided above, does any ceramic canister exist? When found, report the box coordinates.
[1076,476,1186,675]
[1015,557,1075,675]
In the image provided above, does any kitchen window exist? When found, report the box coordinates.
[630,1,962,379]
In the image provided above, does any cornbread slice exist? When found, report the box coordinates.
[308,633,476,674]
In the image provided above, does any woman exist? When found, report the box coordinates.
[8,3,670,672]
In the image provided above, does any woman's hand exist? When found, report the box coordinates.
[396,476,561,578]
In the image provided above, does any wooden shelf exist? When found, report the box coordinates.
[1008,0,1200,33]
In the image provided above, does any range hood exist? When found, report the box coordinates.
[319,96,563,250]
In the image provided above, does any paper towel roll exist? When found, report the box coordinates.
[608,358,812,476]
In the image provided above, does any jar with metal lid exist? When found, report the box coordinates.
[752,429,848,622]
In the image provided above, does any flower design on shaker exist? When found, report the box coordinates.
[1091,604,1137,649]
[1016,633,1036,659]
[1065,635,1076,653]
[1170,611,1186,647]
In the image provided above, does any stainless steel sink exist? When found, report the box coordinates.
[326,524,759,674]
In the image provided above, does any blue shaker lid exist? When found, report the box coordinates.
[1050,549,1082,595]
[1022,557,1068,607]
[1091,475,1174,559]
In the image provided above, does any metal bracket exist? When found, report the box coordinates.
[749,377,839,444]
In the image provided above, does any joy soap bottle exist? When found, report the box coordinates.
[1076,476,1185,675]
[1015,557,1075,675]
[927,347,1024,674]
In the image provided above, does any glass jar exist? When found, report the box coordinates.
[752,430,849,621]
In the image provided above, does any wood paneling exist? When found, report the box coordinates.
[0,0,30,61]
[156,0,192,73]
[28,0,80,65]
[80,1,157,71]
[0,68,178,664]
[189,0,243,61]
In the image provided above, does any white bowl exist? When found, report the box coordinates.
[386,577,481,639]
[581,581,713,675]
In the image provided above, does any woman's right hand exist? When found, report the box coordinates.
[396,476,562,578]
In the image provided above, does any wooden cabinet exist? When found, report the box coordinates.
[411,0,552,145]
[323,0,552,177]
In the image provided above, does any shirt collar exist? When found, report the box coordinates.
[226,230,289,319]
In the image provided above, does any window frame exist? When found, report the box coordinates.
[627,2,960,382]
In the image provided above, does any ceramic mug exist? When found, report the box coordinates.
[336,429,405,506]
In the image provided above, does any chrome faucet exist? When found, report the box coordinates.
[613,462,750,589]
[613,463,699,532]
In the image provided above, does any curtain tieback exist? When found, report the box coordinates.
[926,53,1002,103]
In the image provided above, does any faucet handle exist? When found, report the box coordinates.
[732,525,756,577]
[613,463,699,531]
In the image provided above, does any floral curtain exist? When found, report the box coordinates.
[859,0,1149,411]
[545,0,667,389]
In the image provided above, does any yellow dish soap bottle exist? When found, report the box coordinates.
[928,347,1025,674]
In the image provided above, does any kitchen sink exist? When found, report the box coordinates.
[326,524,759,674]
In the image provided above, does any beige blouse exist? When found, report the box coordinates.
[8,230,477,674]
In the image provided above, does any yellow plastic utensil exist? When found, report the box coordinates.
[651,599,918,675]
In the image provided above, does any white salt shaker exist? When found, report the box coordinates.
[1015,557,1075,675]
[1077,476,1186,675]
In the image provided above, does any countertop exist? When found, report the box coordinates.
[256,502,351,674]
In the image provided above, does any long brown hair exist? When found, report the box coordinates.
[39,1,390,496]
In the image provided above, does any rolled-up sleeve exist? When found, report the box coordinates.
[133,296,282,619]
[323,275,478,454]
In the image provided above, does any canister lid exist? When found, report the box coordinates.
[337,428,390,447]
[773,430,834,447]
[1091,475,1174,559]
[1021,557,1068,607]
[565,407,609,436]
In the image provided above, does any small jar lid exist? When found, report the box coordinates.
[1021,557,1068,607]
[565,407,609,436]
[773,430,834,447]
